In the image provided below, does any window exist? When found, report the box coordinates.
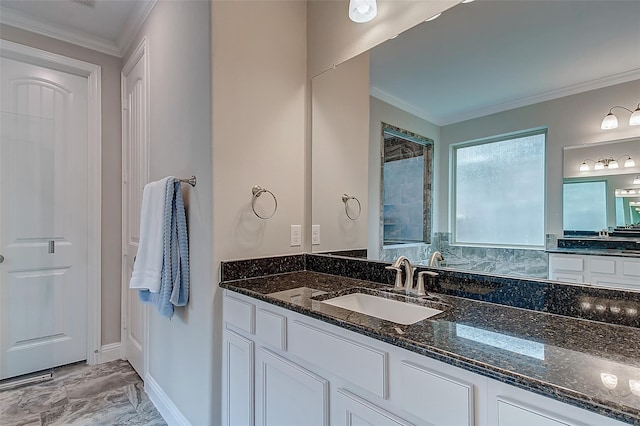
[381,123,433,245]
[563,181,607,231]
[452,130,546,247]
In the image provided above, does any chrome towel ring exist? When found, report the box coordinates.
[252,185,278,219]
[342,194,361,220]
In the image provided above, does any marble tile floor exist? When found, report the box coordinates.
[0,359,166,426]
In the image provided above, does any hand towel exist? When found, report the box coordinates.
[139,178,190,318]
[129,177,171,293]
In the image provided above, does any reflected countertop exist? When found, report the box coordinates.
[220,271,640,425]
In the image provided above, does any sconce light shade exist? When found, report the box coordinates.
[601,112,618,130]
[633,176,640,185]
[625,157,636,168]
[579,162,589,172]
[630,106,640,126]
[349,0,377,23]
[594,160,605,170]
[608,159,619,169]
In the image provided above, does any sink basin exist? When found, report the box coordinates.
[322,292,443,325]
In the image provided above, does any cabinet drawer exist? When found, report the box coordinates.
[622,260,640,277]
[400,361,473,426]
[223,294,255,334]
[288,320,388,398]
[256,308,287,350]
[497,398,576,426]
[590,259,615,274]
[550,256,583,271]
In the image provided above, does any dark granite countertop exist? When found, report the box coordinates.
[220,271,640,425]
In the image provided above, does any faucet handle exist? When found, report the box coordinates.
[416,271,439,297]
[385,266,404,290]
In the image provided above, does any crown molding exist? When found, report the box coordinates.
[117,0,157,57]
[370,86,443,126]
[0,1,157,58]
[373,68,640,127]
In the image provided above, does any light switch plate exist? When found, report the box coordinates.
[312,225,320,245]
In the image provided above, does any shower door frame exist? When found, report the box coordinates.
[0,40,103,367]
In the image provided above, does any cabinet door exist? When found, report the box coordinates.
[222,330,254,426]
[333,388,414,426]
[256,347,329,426]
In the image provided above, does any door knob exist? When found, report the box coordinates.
[0,254,4,263]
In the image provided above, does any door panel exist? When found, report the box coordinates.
[0,57,88,379]
[122,44,148,377]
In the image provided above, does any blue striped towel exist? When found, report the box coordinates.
[139,177,190,318]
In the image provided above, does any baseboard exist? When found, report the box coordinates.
[96,343,122,364]
[144,373,191,426]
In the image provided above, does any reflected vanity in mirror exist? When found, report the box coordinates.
[311,0,640,279]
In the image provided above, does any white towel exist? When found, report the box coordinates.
[129,177,171,293]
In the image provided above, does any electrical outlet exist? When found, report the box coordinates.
[290,225,301,246]
[312,225,321,245]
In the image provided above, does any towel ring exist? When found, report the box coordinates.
[341,194,361,220]
[252,185,278,219]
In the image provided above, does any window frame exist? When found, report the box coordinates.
[380,122,434,248]
[450,128,547,249]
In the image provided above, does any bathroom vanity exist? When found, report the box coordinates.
[548,237,640,291]
[219,254,640,426]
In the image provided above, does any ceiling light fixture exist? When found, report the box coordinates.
[348,0,377,23]
[601,102,640,129]
[580,155,635,172]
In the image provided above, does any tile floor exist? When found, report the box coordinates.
[0,359,166,425]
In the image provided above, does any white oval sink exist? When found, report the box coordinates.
[322,293,443,325]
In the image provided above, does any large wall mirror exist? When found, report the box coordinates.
[311,0,640,279]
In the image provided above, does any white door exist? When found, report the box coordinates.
[0,56,89,380]
[121,41,148,377]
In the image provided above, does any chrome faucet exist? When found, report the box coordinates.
[429,251,444,267]
[386,256,416,295]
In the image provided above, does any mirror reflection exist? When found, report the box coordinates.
[311,0,640,279]
[563,138,640,231]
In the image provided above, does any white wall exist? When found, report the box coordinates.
[312,52,369,253]
[368,96,441,258]
[0,24,123,346]
[441,79,640,237]
[123,2,213,424]
[212,1,307,423]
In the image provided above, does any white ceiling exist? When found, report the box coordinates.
[0,0,156,57]
[370,0,640,126]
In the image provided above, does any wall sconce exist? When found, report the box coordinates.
[634,176,640,185]
[601,103,640,129]
[615,188,639,197]
[348,0,377,23]
[579,155,635,171]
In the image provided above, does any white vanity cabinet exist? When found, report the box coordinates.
[549,253,640,291]
[222,290,628,426]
